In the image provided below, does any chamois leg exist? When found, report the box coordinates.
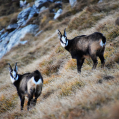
[91,55,98,69]
[27,93,33,110]
[76,58,84,73]
[99,54,105,68]
[20,96,25,110]
[32,91,42,106]
[33,94,39,106]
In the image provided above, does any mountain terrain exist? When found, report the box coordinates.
[0,0,119,119]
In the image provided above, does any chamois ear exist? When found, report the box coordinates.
[64,28,67,37]
[14,62,18,72]
[57,29,62,39]
[8,63,12,72]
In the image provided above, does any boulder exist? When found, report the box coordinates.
[0,32,8,40]
[6,23,18,31]
[69,0,77,7]
[17,7,31,26]
[20,0,27,8]
[54,9,62,19]
[98,0,103,3]
[17,4,47,27]
[0,29,5,36]
[0,24,38,59]
[35,0,49,8]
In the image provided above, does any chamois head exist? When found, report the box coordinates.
[8,63,18,83]
[58,28,68,47]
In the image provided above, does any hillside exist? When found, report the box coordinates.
[0,0,119,119]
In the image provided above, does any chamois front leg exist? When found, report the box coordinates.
[98,54,105,68]
[91,55,98,69]
[76,58,84,73]
[20,95,25,110]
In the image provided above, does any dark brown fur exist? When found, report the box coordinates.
[8,63,43,110]
[58,30,106,73]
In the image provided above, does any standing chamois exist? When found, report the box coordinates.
[8,63,43,110]
[58,29,106,73]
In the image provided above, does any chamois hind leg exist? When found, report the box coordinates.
[32,89,42,106]
[32,93,40,106]
[91,55,98,69]
[98,54,105,68]
[20,95,25,110]
[27,93,34,110]
[76,58,84,73]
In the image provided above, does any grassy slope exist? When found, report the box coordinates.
[0,0,119,118]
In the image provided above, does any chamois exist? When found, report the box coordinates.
[8,63,43,110]
[58,29,106,73]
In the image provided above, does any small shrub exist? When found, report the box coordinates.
[60,80,85,97]
[64,59,77,70]
[0,95,16,114]
[41,62,60,76]
[44,75,58,84]
[106,26,119,41]
[68,8,103,31]
[105,52,119,68]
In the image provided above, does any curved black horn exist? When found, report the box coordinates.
[8,63,12,68]
[8,63,12,71]
[58,29,62,36]
[14,62,18,71]
[64,28,66,36]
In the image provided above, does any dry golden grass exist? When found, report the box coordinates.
[1,0,119,119]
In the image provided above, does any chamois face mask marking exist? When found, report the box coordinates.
[10,70,18,83]
[60,36,68,47]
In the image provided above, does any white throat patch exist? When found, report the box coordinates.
[10,74,19,83]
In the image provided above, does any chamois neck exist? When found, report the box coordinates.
[65,39,72,51]
[13,74,21,87]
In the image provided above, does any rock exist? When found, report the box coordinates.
[35,30,43,37]
[0,29,5,36]
[17,7,31,26]
[115,17,119,26]
[35,0,49,8]
[69,0,77,7]
[20,0,29,8]
[0,24,38,59]
[49,2,62,13]
[6,23,18,31]
[40,6,47,12]
[20,40,28,45]
[55,1,62,4]
[54,9,62,20]
[0,32,9,39]
[98,0,103,3]
[32,4,41,14]
[20,0,27,8]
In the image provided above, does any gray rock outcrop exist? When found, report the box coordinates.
[69,0,77,7]
[0,24,38,59]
